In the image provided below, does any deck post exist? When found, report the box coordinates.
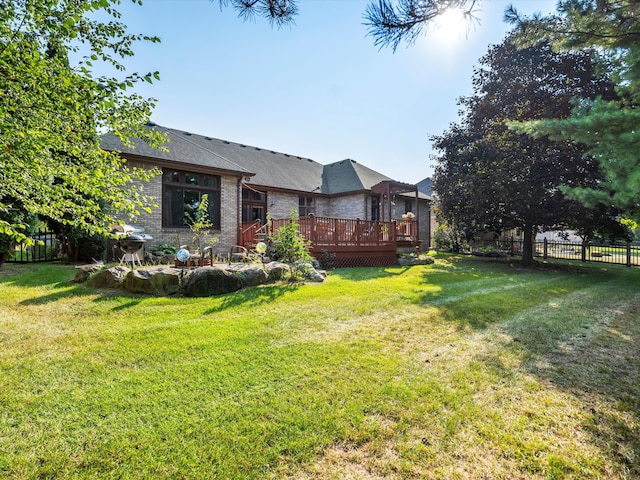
[310,215,316,246]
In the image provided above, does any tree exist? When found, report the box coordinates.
[432,35,619,264]
[0,0,164,247]
[506,0,640,221]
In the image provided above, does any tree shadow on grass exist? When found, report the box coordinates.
[203,283,300,314]
[1,264,98,305]
[327,266,411,282]
[487,280,640,477]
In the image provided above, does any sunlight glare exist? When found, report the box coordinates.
[431,7,468,44]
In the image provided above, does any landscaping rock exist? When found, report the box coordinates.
[125,267,183,296]
[182,266,243,297]
[397,256,435,267]
[304,266,327,283]
[73,263,104,283]
[87,266,130,289]
[236,265,269,287]
[265,261,291,281]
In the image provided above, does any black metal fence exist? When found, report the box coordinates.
[470,238,640,267]
[6,230,63,263]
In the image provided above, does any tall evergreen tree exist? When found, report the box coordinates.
[507,0,640,221]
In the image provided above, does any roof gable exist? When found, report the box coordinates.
[321,159,393,195]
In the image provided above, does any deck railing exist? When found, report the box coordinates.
[265,216,416,247]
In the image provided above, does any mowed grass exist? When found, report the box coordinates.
[1,256,638,479]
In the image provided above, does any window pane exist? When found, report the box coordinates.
[207,192,220,229]
[242,204,252,222]
[164,188,184,227]
[185,174,198,185]
[165,171,180,183]
[251,191,265,202]
[183,190,200,223]
[203,175,218,188]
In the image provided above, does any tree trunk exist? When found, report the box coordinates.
[521,226,535,265]
[0,252,5,270]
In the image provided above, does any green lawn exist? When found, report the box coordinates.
[1,256,639,479]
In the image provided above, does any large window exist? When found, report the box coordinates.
[163,169,221,229]
[299,196,314,217]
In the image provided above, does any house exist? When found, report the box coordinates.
[101,123,431,266]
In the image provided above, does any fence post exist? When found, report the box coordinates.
[543,238,548,259]
[627,242,632,267]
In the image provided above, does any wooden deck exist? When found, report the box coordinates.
[240,216,419,268]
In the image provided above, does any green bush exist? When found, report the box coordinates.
[268,208,312,279]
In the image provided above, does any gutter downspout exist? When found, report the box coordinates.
[237,178,243,245]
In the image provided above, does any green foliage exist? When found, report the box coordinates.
[507,0,640,221]
[0,208,37,267]
[51,223,107,262]
[319,248,337,270]
[0,0,164,244]
[152,244,178,255]
[186,194,218,254]
[433,222,468,253]
[268,208,312,277]
[432,35,619,264]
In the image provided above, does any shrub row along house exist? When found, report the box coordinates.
[101,123,431,267]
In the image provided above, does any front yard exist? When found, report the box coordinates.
[1,256,638,479]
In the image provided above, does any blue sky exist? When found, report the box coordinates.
[114,0,558,184]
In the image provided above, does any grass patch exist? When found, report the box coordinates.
[1,257,639,479]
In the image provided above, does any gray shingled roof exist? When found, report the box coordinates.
[101,123,415,196]
[100,126,254,176]
[417,177,433,196]
[321,159,393,195]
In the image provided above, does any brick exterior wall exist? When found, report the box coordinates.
[328,194,368,219]
[122,160,431,256]
[266,191,299,219]
[122,161,241,257]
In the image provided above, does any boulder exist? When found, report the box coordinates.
[73,263,104,283]
[397,256,435,267]
[236,265,269,287]
[182,266,243,297]
[125,267,183,296]
[264,261,291,281]
[87,266,131,289]
[304,266,327,283]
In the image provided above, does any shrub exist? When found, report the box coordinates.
[268,208,313,279]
